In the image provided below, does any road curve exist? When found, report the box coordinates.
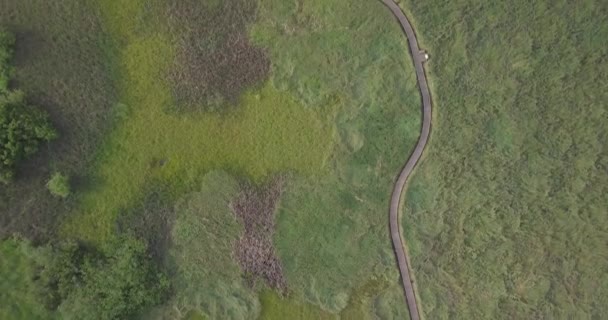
[380,1,432,319]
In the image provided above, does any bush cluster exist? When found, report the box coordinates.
[46,172,70,198]
[0,29,56,183]
[0,91,57,183]
[0,29,13,90]
[37,238,169,320]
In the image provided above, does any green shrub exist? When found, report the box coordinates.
[0,238,56,320]
[61,238,169,320]
[36,240,84,310]
[36,237,169,320]
[0,28,14,91]
[0,29,57,184]
[0,91,57,183]
[47,172,71,198]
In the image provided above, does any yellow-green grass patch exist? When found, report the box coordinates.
[63,1,335,243]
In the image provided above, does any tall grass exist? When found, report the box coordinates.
[396,0,608,318]
[151,171,260,320]
[253,0,421,315]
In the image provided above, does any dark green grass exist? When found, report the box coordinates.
[395,0,608,318]
[0,1,116,241]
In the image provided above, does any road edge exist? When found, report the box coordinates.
[380,1,433,319]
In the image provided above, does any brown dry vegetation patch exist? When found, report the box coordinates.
[116,185,175,265]
[167,0,270,110]
[231,177,287,294]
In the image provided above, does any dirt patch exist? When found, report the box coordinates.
[231,177,287,294]
[167,0,270,111]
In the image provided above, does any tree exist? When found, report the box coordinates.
[47,172,70,198]
[0,90,57,183]
[37,238,169,320]
[36,240,85,310]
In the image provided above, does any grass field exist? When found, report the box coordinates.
[60,0,417,318]
[396,0,608,318]
[2,0,605,319]
[60,0,335,243]
[252,0,421,315]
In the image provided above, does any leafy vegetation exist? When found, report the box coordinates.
[46,172,70,198]
[0,29,13,90]
[57,238,169,320]
[0,238,55,320]
[0,90,56,183]
[32,238,168,320]
[0,29,56,184]
[65,0,417,317]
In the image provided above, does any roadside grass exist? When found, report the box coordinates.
[396,0,608,318]
[252,0,420,315]
[0,1,116,241]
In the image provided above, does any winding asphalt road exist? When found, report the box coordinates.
[380,1,432,319]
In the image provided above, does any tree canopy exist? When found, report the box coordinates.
[0,91,56,183]
[37,238,169,320]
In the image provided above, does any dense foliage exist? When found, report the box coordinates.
[0,238,55,320]
[0,29,13,90]
[46,172,70,198]
[38,238,169,320]
[0,91,56,183]
[0,30,56,184]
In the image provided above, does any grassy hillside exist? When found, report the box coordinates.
[397,0,608,318]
